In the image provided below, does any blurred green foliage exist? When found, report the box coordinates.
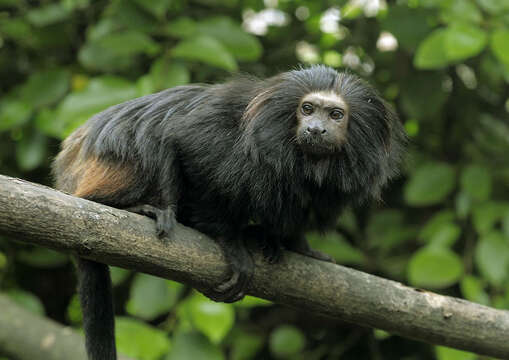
[1,0,509,359]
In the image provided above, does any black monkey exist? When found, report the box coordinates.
[52,65,406,360]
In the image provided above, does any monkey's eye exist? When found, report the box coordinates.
[329,109,344,121]
[301,102,314,115]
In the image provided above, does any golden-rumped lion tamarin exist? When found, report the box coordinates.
[53,65,406,360]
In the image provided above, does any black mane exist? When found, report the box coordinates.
[80,65,406,235]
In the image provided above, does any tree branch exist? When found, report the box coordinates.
[0,174,508,359]
[0,294,133,360]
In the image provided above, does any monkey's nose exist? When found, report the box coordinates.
[306,126,327,136]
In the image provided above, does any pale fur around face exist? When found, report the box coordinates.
[295,91,350,154]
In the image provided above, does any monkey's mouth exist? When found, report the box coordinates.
[296,134,338,155]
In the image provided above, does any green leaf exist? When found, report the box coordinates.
[444,24,487,62]
[116,317,171,360]
[172,36,237,71]
[408,247,463,288]
[366,210,417,252]
[164,17,198,38]
[0,100,32,131]
[54,76,138,137]
[26,3,71,27]
[6,289,45,315]
[61,0,90,11]
[137,75,155,96]
[15,131,48,171]
[35,108,59,137]
[428,223,461,248]
[0,18,32,42]
[400,71,448,119]
[374,329,391,340]
[17,247,68,268]
[472,202,509,234]
[234,295,272,308]
[269,325,306,359]
[307,231,365,265]
[78,42,136,71]
[475,232,509,287]
[126,273,183,320]
[104,0,158,33]
[460,275,490,305]
[414,25,487,69]
[110,266,131,286]
[79,30,160,71]
[491,30,509,67]
[414,29,449,69]
[150,59,190,91]
[196,17,262,61]
[95,31,160,57]
[381,5,433,51]
[0,251,6,270]
[229,328,264,360]
[165,331,224,360]
[19,69,70,108]
[436,346,476,360]
[0,0,20,6]
[419,210,455,241]
[379,255,410,280]
[440,0,482,24]
[460,165,492,201]
[477,0,509,14]
[455,192,471,219]
[66,294,82,324]
[132,0,172,18]
[189,293,235,344]
[342,4,363,19]
[404,163,456,206]
[87,18,121,42]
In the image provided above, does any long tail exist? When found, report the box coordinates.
[76,257,117,360]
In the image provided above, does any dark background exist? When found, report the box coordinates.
[1,0,509,359]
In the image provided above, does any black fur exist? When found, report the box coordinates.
[53,65,406,360]
[76,258,116,360]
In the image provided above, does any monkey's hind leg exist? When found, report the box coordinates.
[202,235,254,303]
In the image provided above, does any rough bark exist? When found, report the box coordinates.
[0,294,133,360]
[0,174,508,359]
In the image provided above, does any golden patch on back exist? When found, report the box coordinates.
[53,125,134,199]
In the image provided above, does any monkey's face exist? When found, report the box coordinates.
[295,91,349,155]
